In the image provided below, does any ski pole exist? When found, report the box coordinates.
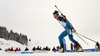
[76,32,97,43]
[75,33,89,45]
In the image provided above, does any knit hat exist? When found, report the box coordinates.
[53,10,59,15]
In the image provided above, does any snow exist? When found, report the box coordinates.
[0,38,100,56]
[0,0,100,56]
[1,52,100,56]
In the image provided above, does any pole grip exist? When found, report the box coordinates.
[55,5,57,8]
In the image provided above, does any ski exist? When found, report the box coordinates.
[54,49,100,53]
[21,52,34,54]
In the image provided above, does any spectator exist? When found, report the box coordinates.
[52,47,56,51]
[95,42,100,49]
[18,48,21,51]
[37,46,40,50]
[15,48,18,52]
[43,47,46,50]
[5,49,8,51]
[8,48,10,51]
[46,46,49,50]
[32,47,36,51]
[48,48,51,51]
[56,46,60,51]
[39,47,42,50]
[25,47,29,51]
[10,47,14,51]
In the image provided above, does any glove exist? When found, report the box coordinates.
[71,28,76,33]
[61,14,66,18]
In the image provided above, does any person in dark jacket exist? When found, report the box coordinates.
[46,46,49,50]
[95,42,100,49]
[32,47,36,51]
[52,47,56,51]
[37,46,40,50]
[25,47,29,51]
[5,49,8,51]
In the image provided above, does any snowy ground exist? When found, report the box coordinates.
[0,0,100,56]
[0,38,100,56]
[1,52,100,56]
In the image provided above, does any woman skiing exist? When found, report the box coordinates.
[53,10,82,52]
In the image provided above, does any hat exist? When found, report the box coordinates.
[53,10,59,15]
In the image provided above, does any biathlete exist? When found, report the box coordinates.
[53,10,82,52]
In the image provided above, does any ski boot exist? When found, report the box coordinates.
[74,44,83,52]
[58,45,65,53]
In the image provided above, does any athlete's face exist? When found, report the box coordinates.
[53,14,58,19]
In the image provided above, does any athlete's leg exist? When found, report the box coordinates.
[58,31,67,46]
[68,29,79,46]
